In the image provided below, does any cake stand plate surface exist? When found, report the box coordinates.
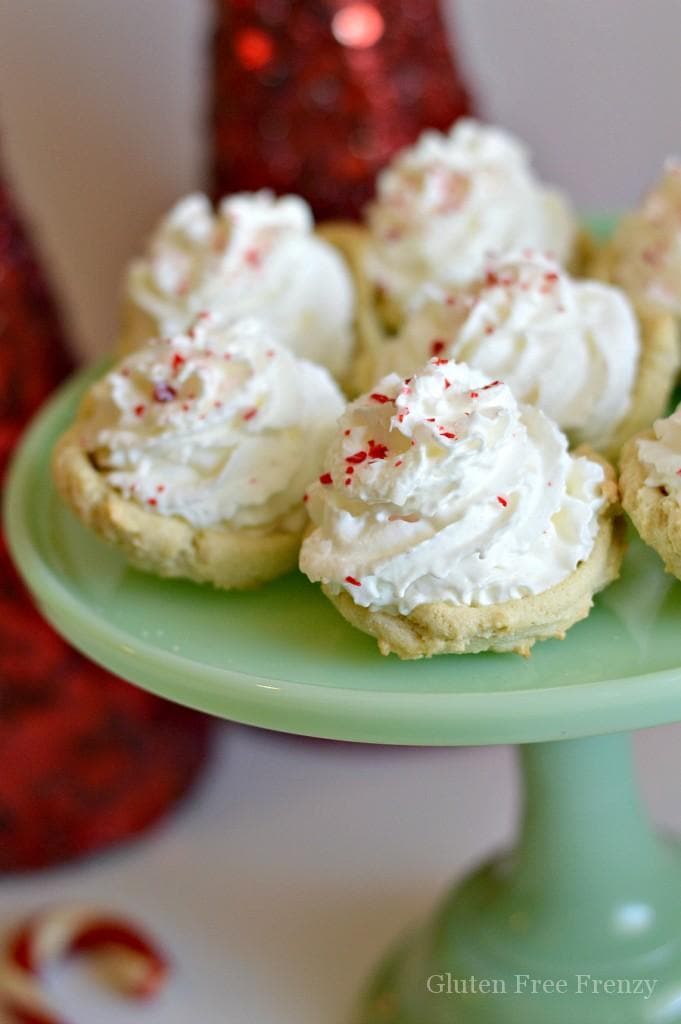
[5,364,681,748]
[6,364,681,1024]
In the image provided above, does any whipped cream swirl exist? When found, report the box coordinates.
[124,192,355,379]
[610,159,681,316]
[638,403,681,504]
[79,317,345,529]
[300,359,606,614]
[373,253,640,450]
[364,119,575,314]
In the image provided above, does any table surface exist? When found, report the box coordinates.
[5,365,681,746]
[1,723,680,1024]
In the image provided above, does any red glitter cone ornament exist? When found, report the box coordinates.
[211,0,474,220]
[0,157,212,872]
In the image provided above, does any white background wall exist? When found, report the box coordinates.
[0,0,680,358]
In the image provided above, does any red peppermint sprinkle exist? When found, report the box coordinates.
[485,324,495,335]
[482,380,502,390]
[394,459,403,467]
[497,496,508,508]
[152,382,177,403]
[430,339,446,356]
[370,393,393,404]
[319,472,333,485]
[485,270,499,287]
[244,247,262,267]
[344,428,351,436]
[303,493,309,502]
[440,431,456,439]
[147,498,158,507]
[676,468,681,475]
[346,450,367,465]
[171,354,185,372]
[242,407,258,421]
[346,465,354,474]
[444,379,451,389]
[368,441,388,460]
[156,485,165,493]
[469,391,479,399]
[433,357,449,366]
[134,404,145,417]
[345,478,352,486]
[426,417,435,423]
[345,576,361,587]
[544,271,559,283]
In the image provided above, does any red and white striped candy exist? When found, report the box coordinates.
[0,907,169,1024]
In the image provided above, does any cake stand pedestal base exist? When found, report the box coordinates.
[358,732,681,1023]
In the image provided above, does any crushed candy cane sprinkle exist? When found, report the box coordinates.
[300,358,606,614]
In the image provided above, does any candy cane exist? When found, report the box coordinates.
[0,907,169,1024]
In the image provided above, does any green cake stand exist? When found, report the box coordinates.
[5,364,681,1024]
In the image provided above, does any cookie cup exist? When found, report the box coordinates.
[620,430,681,580]
[318,222,597,398]
[323,219,679,456]
[116,227,358,385]
[52,424,303,590]
[319,451,623,660]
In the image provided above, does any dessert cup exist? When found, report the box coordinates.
[323,232,679,459]
[320,222,599,399]
[53,318,345,590]
[300,359,624,659]
[53,423,304,589]
[588,160,681,321]
[116,192,356,386]
[323,482,623,659]
[620,417,681,581]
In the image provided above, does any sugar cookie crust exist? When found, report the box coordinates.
[52,425,303,590]
[318,451,623,659]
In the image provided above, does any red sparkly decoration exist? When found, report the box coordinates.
[211,0,474,220]
[0,156,212,872]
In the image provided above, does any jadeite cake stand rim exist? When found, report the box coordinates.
[5,357,681,748]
